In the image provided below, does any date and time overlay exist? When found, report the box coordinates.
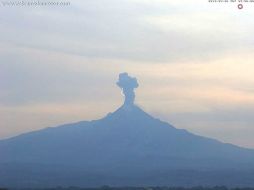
[208,0,254,9]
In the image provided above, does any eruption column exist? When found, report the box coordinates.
[117,73,139,105]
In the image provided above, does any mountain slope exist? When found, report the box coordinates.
[1,104,254,187]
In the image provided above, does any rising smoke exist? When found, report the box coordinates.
[117,73,139,105]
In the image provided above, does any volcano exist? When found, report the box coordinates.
[0,73,254,187]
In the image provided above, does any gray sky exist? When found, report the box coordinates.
[1,0,254,148]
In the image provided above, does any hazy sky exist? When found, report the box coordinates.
[1,0,254,148]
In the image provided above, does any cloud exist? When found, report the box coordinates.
[1,0,254,63]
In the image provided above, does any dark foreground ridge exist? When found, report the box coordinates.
[0,73,254,187]
[4,187,254,190]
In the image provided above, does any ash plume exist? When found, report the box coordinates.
[117,72,139,105]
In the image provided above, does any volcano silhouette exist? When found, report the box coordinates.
[1,73,254,187]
